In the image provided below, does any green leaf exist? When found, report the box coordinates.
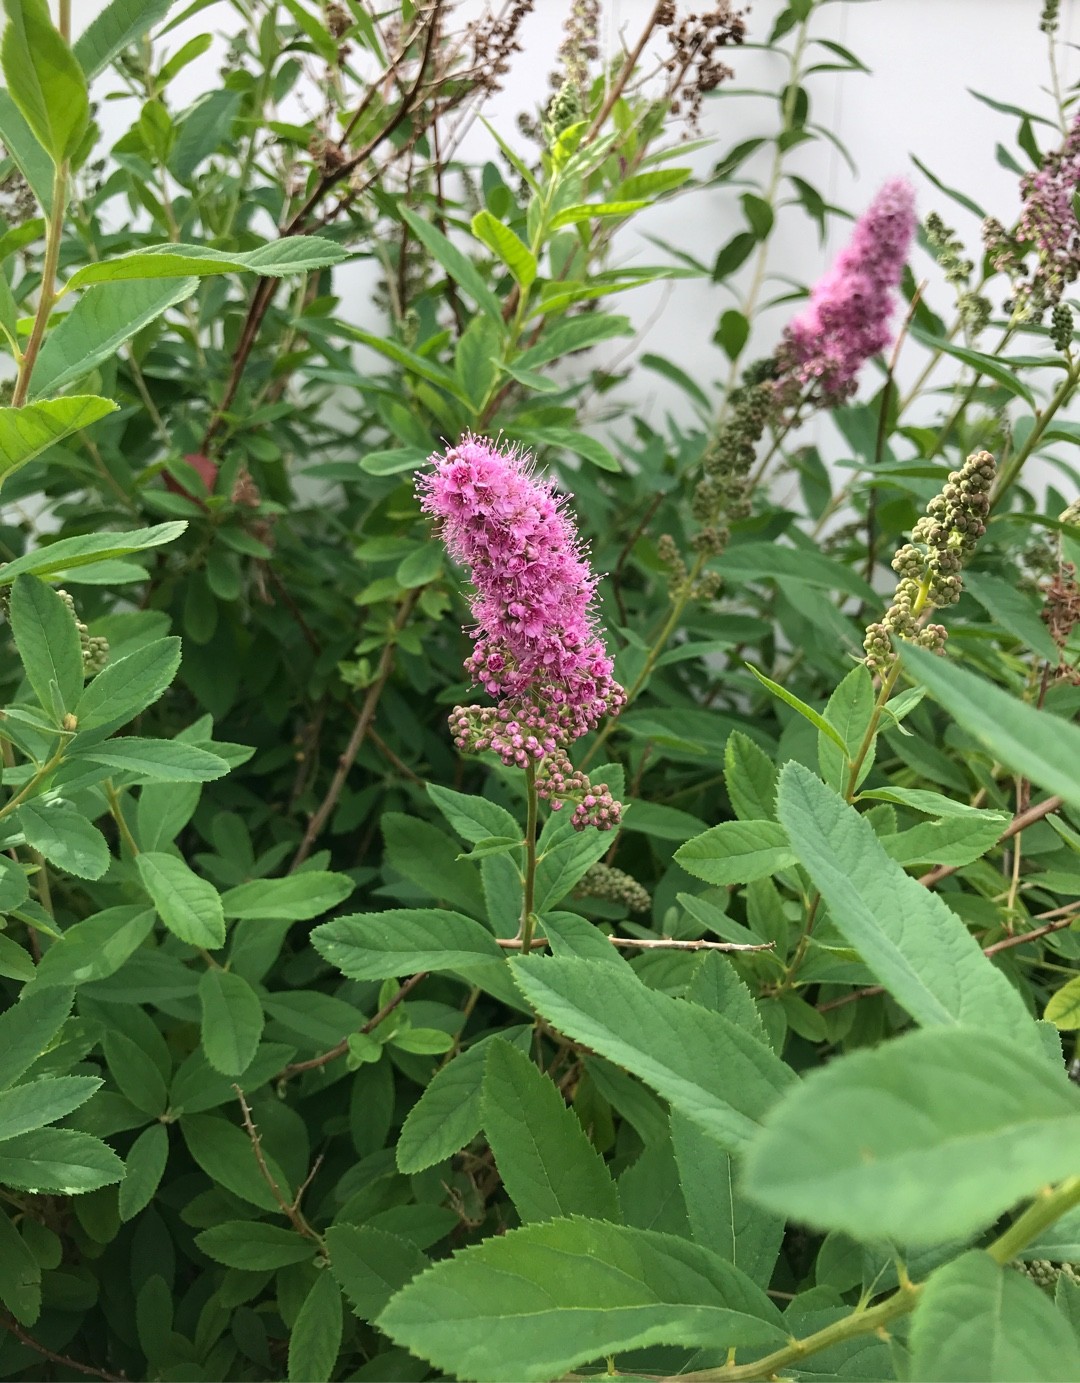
[16,801,110,880]
[1,0,88,163]
[725,731,778,822]
[196,1220,315,1270]
[170,87,240,183]
[358,446,429,476]
[964,572,1060,662]
[723,543,876,603]
[743,1026,1080,1245]
[818,664,875,793]
[747,665,849,754]
[383,813,486,918]
[482,1039,619,1224]
[524,425,621,472]
[901,643,1080,812]
[30,277,200,398]
[8,573,83,714]
[199,969,264,1076]
[0,87,54,211]
[0,1126,123,1194]
[0,988,71,1089]
[910,325,1036,406]
[511,956,795,1149]
[548,199,648,229]
[777,762,1040,1056]
[326,1224,429,1322]
[399,206,502,320]
[391,1026,453,1054]
[0,1075,100,1141]
[118,1122,168,1222]
[74,637,181,733]
[427,784,520,846]
[1046,975,1080,1030]
[103,1030,167,1117]
[513,313,633,370]
[312,909,504,979]
[73,0,176,79]
[377,1218,785,1383]
[73,738,230,783]
[31,905,155,988]
[180,1113,290,1212]
[220,872,353,921]
[670,1111,782,1289]
[288,1271,342,1383]
[396,1039,490,1174]
[64,237,350,291]
[0,523,186,584]
[0,397,117,488]
[137,851,226,949]
[534,816,612,912]
[880,811,1010,869]
[675,820,796,886]
[471,210,536,287]
[0,1209,40,1324]
[910,1250,1080,1382]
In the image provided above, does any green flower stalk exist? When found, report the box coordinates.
[864,449,996,676]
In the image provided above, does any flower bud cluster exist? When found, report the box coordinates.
[575,862,651,912]
[1014,1258,1080,1293]
[57,589,109,677]
[1051,302,1075,353]
[864,450,995,675]
[692,368,777,541]
[925,212,991,340]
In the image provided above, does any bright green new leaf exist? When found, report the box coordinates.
[471,210,536,287]
[30,277,200,398]
[743,1026,1080,1245]
[1,0,89,163]
[17,801,111,880]
[818,663,875,792]
[0,397,117,488]
[482,1039,619,1223]
[0,1126,123,1195]
[1046,975,1080,1030]
[724,731,778,822]
[747,664,849,754]
[73,738,230,783]
[8,573,84,714]
[196,1220,316,1271]
[675,820,796,886]
[901,644,1080,812]
[399,207,502,320]
[136,851,226,948]
[910,1251,1080,1381]
[220,872,353,921]
[376,1218,785,1383]
[288,1271,342,1383]
[777,762,1040,1055]
[512,956,795,1149]
[199,969,264,1076]
[880,810,1010,869]
[73,0,176,79]
[312,909,504,979]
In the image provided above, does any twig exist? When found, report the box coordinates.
[584,0,668,144]
[290,590,419,869]
[1,1313,126,1382]
[369,727,425,784]
[496,935,775,953]
[278,970,429,1080]
[232,1086,322,1243]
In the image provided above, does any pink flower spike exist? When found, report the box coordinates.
[779,178,917,404]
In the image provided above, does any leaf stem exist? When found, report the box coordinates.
[519,761,539,950]
[11,161,67,408]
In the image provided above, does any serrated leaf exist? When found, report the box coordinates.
[312,909,504,979]
[0,1126,123,1194]
[0,397,117,487]
[137,852,225,948]
[471,210,536,287]
[288,1271,342,1383]
[180,1113,290,1212]
[74,738,230,783]
[0,988,71,1089]
[17,801,110,880]
[8,573,83,714]
[777,762,1040,1056]
[73,0,176,79]
[220,872,353,921]
[64,237,350,291]
[0,1075,100,1142]
[675,820,796,886]
[376,1218,785,1383]
[196,1220,316,1270]
[482,1040,619,1223]
[118,1122,168,1221]
[2,0,88,162]
[396,1039,489,1175]
[327,1224,429,1322]
[73,637,181,734]
[0,523,186,584]
[511,956,795,1150]
[743,1026,1080,1245]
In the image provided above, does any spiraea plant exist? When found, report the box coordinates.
[2,1,1080,1381]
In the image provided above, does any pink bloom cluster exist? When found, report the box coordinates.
[1015,110,1080,314]
[418,436,625,829]
[779,178,917,404]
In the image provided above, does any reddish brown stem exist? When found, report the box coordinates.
[278,970,429,1080]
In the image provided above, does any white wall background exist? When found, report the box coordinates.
[73,0,1080,485]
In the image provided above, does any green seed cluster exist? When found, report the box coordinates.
[1041,0,1061,35]
[1051,302,1075,353]
[864,450,995,675]
[575,863,651,914]
[692,363,777,546]
[1014,1258,1080,1293]
[58,589,109,677]
[924,212,991,339]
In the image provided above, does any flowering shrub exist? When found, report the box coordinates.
[0,1,1079,1382]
